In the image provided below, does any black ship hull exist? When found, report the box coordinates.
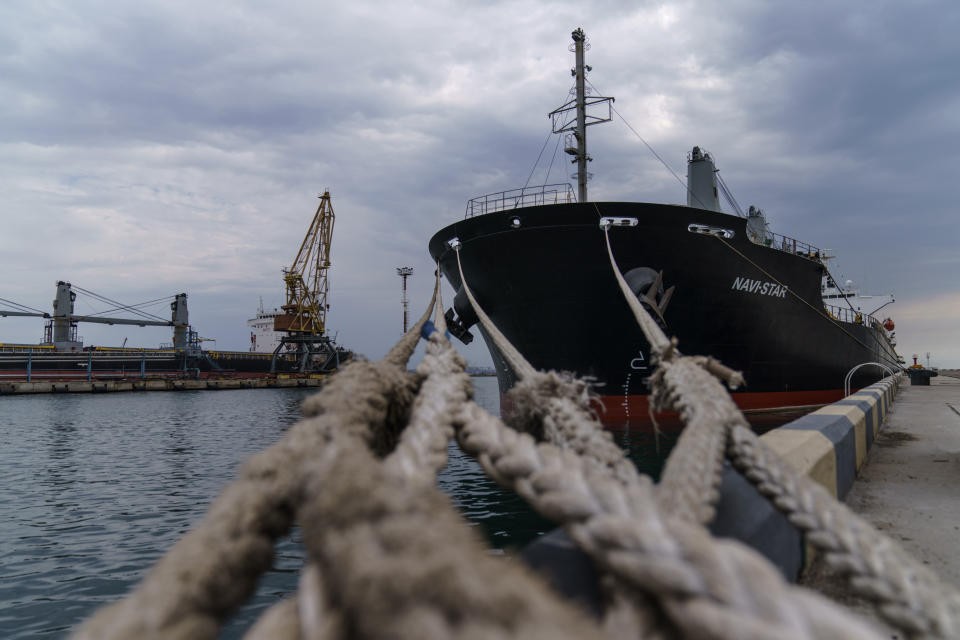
[429,202,900,430]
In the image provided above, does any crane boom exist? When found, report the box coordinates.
[274,191,336,335]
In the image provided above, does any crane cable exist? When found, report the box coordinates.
[0,297,46,315]
[81,295,176,319]
[584,79,712,211]
[71,286,170,323]
[523,127,555,191]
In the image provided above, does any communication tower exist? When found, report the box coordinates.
[396,267,413,333]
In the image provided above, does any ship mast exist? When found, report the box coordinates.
[549,28,614,203]
[573,29,589,202]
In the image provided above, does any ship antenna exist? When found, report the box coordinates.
[548,29,613,203]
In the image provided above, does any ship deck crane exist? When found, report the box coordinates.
[270,191,343,373]
[2,284,191,351]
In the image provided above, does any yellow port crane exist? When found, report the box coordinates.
[274,191,335,335]
[270,190,347,374]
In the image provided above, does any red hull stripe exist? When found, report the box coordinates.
[592,390,844,424]
[501,389,846,429]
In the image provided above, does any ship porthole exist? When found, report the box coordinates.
[510,217,521,228]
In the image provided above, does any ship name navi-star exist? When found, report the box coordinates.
[731,277,789,298]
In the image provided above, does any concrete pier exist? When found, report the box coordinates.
[0,376,324,395]
[836,374,960,584]
[802,374,960,633]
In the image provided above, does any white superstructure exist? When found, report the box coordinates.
[819,250,895,317]
[246,298,285,353]
[821,275,894,315]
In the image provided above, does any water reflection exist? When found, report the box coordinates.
[449,377,807,551]
[44,397,80,497]
[0,377,809,639]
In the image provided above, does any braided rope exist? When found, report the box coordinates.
[728,423,960,638]
[289,295,608,639]
[454,398,885,639]
[72,352,424,640]
[454,247,536,380]
[292,426,605,640]
[505,372,643,488]
[73,279,609,640]
[599,223,671,354]
[650,357,743,525]
[244,596,303,640]
[383,273,472,484]
[70,226,957,640]
[598,225,960,638]
[448,225,953,638]
[446,251,885,636]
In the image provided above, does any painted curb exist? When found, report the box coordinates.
[710,373,903,579]
[524,373,904,592]
[763,374,902,501]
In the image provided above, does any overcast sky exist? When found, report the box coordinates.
[1,0,958,367]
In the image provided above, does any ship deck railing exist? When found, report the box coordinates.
[206,350,275,360]
[0,352,178,361]
[0,344,56,353]
[465,184,576,218]
[90,346,177,355]
[750,231,822,262]
[824,303,884,330]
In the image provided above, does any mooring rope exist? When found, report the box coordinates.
[71,229,959,640]
[594,225,960,638]
[453,243,885,639]
[454,248,642,485]
[728,423,960,638]
[450,227,960,639]
[72,277,607,640]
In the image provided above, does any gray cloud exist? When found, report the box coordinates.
[1,0,958,366]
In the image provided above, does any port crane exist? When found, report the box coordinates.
[1,283,191,351]
[270,190,345,373]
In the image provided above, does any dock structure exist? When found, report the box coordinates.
[0,376,324,395]
[803,374,960,624]
[846,374,960,586]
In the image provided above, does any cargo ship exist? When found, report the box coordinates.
[428,29,901,429]
[247,298,286,354]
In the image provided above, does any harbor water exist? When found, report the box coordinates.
[0,375,678,638]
